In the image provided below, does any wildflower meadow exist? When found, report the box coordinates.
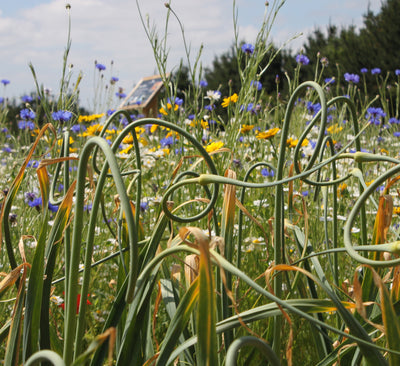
[2,1,400,365]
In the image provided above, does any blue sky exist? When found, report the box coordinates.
[0,0,381,110]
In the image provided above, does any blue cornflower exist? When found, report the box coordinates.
[0,97,3,104]
[366,107,386,125]
[295,54,310,65]
[71,124,84,133]
[115,92,127,99]
[1,79,10,85]
[371,68,381,75]
[261,168,270,177]
[140,202,149,212]
[324,77,335,84]
[107,109,115,116]
[111,76,119,82]
[2,145,12,153]
[167,97,183,106]
[187,114,195,120]
[204,104,215,111]
[96,63,106,71]
[27,160,40,168]
[389,117,400,124]
[84,203,93,211]
[18,120,35,130]
[28,197,42,208]
[306,102,321,116]
[199,80,208,88]
[21,95,33,103]
[241,43,255,55]
[396,69,400,76]
[344,73,360,84]
[48,202,59,212]
[250,80,262,91]
[20,108,35,120]
[160,136,174,147]
[261,168,274,177]
[52,110,72,123]
[360,68,368,74]
[393,132,400,137]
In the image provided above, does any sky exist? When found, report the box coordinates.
[0,0,382,110]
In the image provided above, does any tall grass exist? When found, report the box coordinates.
[1,0,400,365]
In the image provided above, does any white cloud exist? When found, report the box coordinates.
[0,0,384,109]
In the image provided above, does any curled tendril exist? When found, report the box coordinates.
[225,336,281,366]
[344,163,400,267]
[25,350,65,366]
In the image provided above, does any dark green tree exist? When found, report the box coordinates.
[303,0,400,75]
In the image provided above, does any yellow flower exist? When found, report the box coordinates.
[201,120,209,129]
[256,127,280,140]
[105,128,117,135]
[57,136,75,146]
[159,103,178,115]
[327,124,343,134]
[337,183,348,197]
[393,207,400,215]
[240,124,254,133]
[123,133,134,144]
[286,137,298,148]
[78,113,105,123]
[205,141,224,153]
[135,127,145,135]
[119,144,133,155]
[286,137,308,148]
[150,124,158,134]
[139,137,148,146]
[81,123,103,137]
[221,93,238,108]
[159,107,168,116]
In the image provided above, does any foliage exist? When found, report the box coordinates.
[2,1,400,366]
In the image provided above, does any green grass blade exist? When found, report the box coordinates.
[156,278,199,365]
[23,165,52,362]
[160,278,195,365]
[179,227,217,366]
[4,265,28,366]
[369,266,400,365]
[41,181,76,350]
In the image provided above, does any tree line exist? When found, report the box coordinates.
[187,0,400,101]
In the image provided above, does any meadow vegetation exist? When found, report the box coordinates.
[1,1,400,365]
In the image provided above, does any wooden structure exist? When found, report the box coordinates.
[119,75,165,117]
